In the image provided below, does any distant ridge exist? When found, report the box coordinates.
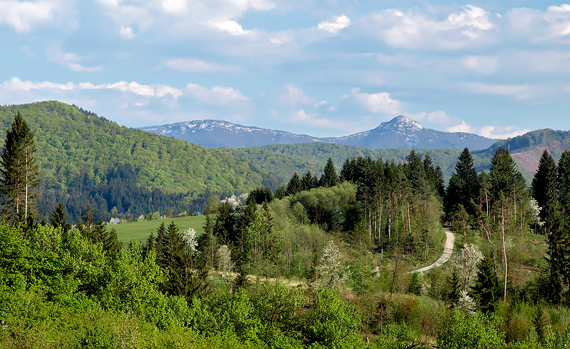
[140,116,497,150]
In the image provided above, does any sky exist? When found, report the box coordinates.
[1,1,569,139]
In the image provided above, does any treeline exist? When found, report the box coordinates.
[36,164,198,223]
[272,152,445,261]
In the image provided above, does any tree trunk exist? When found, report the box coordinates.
[502,205,507,302]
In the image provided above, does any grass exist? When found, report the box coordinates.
[107,215,208,243]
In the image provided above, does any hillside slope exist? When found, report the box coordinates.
[226,143,463,181]
[474,129,570,176]
[0,101,273,219]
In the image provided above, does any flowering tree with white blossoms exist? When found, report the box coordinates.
[182,228,198,253]
[316,240,351,290]
[454,243,484,291]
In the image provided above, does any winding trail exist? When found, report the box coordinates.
[409,227,455,274]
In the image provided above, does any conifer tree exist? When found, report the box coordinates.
[301,170,318,191]
[558,151,570,220]
[0,111,40,225]
[471,255,500,313]
[50,202,70,233]
[445,147,479,217]
[286,172,303,196]
[320,157,338,188]
[532,150,558,222]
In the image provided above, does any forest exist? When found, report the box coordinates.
[4,109,570,348]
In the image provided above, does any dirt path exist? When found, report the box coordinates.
[409,227,455,274]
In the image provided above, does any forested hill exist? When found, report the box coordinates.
[0,101,274,221]
[473,128,570,176]
[224,143,464,181]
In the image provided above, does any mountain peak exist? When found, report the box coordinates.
[384,115,424,130]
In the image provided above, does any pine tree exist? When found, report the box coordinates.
[532,150,558,222]
[320,157,338,188]
[558,151,570,220]
[50,202,70,233]
[471,255,500,313]
[286,172,303,196]
[445,147,479,217]
[0,111,40,225]
[301,170,318,191]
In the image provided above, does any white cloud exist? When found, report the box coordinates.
[4,77,248,105]
[4,77,74,91]
[507,6,570,44]
[209,19,250,36]
[446,120,476,133]
[49,47,103,72]
[446,120,529,139]
[185,83,250,105]
[120,26,135,39]
[411,110,458,124]
[478,125,530,139]
[318,15,350,34]
[95,0,275,39]
[464,82,535,100]
[462,55,498,74]
[351,88,402,114]
[162,0,188,14]
[363,5,497,50]
[165,58,240,73]
[0,0,63,32]
[287,109,353,131]
[280,84,310,107]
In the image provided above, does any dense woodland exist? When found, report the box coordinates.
[5,107,570,347]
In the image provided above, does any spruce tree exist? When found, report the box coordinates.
[301,170,318,191]
[444,147,479,217]
[0,111,40,225]
[286,172,303,196]
[558,151,570,219]
[471,255,500,313]
[532,150,557,222]
[320,157,338,188]
[50,202,70,233]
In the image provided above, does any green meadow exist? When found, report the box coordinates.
[108,215,207,243]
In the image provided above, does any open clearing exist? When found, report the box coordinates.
[107,215,207,243]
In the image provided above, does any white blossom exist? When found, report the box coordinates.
[456,290,476,314]
[454,243,484,291]
[182,228,198,253]
[217,245,233,273]
[316,240,351,289]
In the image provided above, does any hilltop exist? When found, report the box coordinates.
[0,101,273,220]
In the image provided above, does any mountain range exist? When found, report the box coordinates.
[140,116,497,150]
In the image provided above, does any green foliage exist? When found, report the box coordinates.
[472,255,501,314]
[306,288,362,347]
[532,150,558,222]
[0,110,40,225]
[437,311,506,349]
[320,157,339,188]
[0,101,272,221]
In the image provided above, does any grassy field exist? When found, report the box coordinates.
[107,215,208,243]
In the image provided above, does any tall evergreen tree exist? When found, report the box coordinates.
[320,157,338,188]
[558,151,570,220]
[50,202,70,233]
[445,148,479,217]
[471,255,500,314]
[532,150,558,222]
[286,172,303,196]
[0,111,40,225]
[301,170,318,191]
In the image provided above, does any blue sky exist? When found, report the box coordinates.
[1,0,569,139]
